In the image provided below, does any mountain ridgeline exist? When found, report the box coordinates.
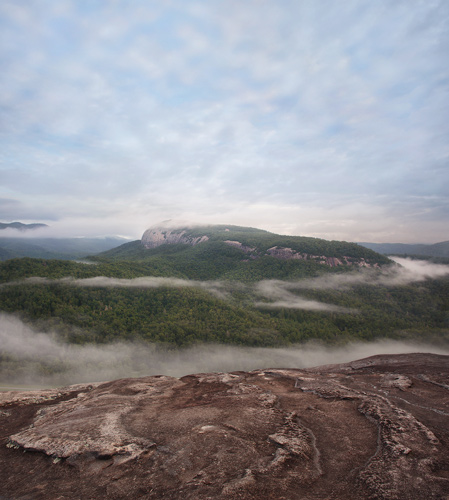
[93,224,391,280]
[0,236,132,261]
[359,240,449,259]
[0,222,48,231]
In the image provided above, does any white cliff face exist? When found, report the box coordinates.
[141,227,209,249]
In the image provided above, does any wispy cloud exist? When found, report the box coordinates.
[9,276,230,300]
[251,258,449,309]
[73,276,230,299]
[254,280,355,313]
[0,1,448,241]
[281,257,449,291]
[1,313,448,387]
[389,257,449,282]
[7,257,448,312]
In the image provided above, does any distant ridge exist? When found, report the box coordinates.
[359,240,449,258]
[0,222,48,231]
[0,236,131,261]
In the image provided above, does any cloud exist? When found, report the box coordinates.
[73,276,230,299]
[5,256,448,311]
[254,280,355,313]
[252,257,449,309]
[1,1,448,241]
[11,275,230,300]
[2,274,354,312]
[257,257,449,294]
[388,257,449,282]
[1,313,448,388]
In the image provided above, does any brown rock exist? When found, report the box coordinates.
[1,353,448,499]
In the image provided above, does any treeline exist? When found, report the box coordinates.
[0,252,346,283]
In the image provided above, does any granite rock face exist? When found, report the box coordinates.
[265,246,379,268]
[141,227,209,249]
[1,353,448,499]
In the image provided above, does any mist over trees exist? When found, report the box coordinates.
[0,227,448,388]
[0,254,448,349]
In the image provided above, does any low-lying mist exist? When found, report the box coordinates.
[1,313,448,389]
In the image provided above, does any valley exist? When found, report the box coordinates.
[0,225,448,386]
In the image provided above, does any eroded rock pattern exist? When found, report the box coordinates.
[1,353,448,499]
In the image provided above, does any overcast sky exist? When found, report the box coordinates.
[1,0,448,243]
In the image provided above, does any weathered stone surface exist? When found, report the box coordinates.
[1,353,448,499]
[141,227,209,249]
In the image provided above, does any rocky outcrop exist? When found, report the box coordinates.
[141,227,209,249]
[235,244,380,268]
[266,246,307,260]
[1,353,448,499]
[224,240,257,255]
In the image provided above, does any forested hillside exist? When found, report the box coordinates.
[1,273,448,348]
[0,249,448,351]
[108,224,391,266]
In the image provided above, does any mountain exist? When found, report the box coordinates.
[0,222,48,231]
[359,240,449,258]
[0,236,131,261]
[0,224,447,349]
[1,353,448,500]
[140,224,390,266]
[94,224,391,281]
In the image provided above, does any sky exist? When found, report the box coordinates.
[1,0,448,243]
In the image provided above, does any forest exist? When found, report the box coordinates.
[0,249,448,349]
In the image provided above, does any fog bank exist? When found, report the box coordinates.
[1,314,447,389]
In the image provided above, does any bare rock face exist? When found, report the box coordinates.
[1,353,448,499]
[223,242,380,268]
[141,227,209,249]
[265,246,380,268]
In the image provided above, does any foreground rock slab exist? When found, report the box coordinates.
[1,353,448,499]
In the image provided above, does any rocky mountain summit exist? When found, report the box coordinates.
[141,226,209,249]
[1,353,448,499]
[139,223,389,268]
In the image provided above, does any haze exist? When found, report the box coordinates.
[1,1,448,243]
[1,313,448,388]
